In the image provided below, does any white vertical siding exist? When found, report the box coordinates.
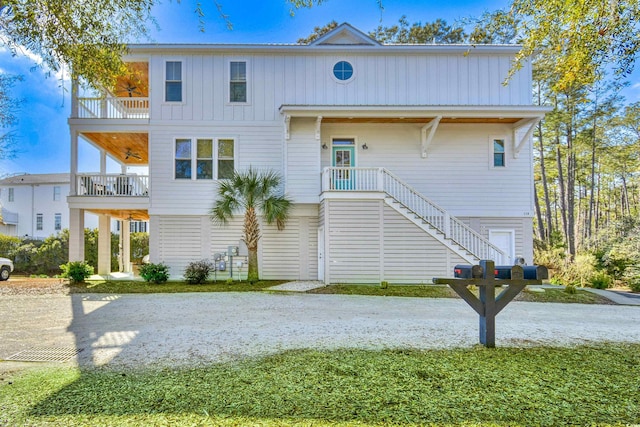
[147,51,531,122]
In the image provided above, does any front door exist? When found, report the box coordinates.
[332,140,355,190]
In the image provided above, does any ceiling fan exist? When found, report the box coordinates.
[117,80,144,97]
[124,149,142,160]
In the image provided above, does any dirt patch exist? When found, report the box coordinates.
[0,277,70,296]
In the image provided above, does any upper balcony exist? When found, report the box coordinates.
[71,61,149,120]
[76,97,149,119]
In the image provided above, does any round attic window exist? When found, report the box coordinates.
[333,61,354,81]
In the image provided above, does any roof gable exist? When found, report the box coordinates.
[309,23,380,46]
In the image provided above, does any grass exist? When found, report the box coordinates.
[1,345,639,426]
[309,284,612,304]
[70,279,286,294]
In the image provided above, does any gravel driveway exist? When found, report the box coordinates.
[1,292,640,369]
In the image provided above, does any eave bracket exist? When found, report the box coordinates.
[512,118,540,158]
[421,116,442,158]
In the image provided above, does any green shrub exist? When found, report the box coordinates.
[139,262,170,284]
[184,259,214,284]
[564,284,577,294]
[590,271,612,289]
[629,278,640,293]
[380,281,389,289]
[225,278,234,285]
[60,261,94,283]
[0,234,21,259]
[131,232,149,264]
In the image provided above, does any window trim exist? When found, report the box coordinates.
[489,135,508,169]
[53,186,61,201]
[54,213,62,231]
[174,138,193,180]
[164,59,185,104]
[173,137,237,181]
[216,137,236,180]
[331,60,356,84]
[227,59,250,104]
[8,187,14,202]
[36,213,43,231]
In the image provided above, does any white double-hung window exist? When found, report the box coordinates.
[174,138,235,180]
[165,61,183,102]
[229,61,247,103]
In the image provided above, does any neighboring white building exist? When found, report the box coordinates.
[67,23,550,281]
[0,173,72,239]
[0,173,147,239]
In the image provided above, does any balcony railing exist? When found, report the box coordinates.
[76,174,149,197]
[76,97,149,119]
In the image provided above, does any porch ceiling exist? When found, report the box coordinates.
[82,132,148,165]
[88,209,149,221]
[112,62,149,98]
[321,117,521,124]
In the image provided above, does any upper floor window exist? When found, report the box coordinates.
[229,61,247,103]
[175,138,235,180]
[333,61,354,81]
[53,186,61,201]
[54,213,62,231]
[36,213,43,231]
[493,139,506,167]
[165,61,183,102]
[8,188,14,202]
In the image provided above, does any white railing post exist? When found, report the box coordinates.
[322,168,330,192]
[377,168,384,192]
[444,213,451,238]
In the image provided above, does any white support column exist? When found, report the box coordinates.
[69,208,85,262]
[122,219,131,273]
[97,214,111,275]
[70,130,78,195]
[100,149,107,174]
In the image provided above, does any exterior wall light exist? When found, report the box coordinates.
[362,143,368,150]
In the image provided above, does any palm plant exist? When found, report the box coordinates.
[210,167,291,282]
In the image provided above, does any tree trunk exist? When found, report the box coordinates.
[244,206,261,282]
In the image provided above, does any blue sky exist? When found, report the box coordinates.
[1,0,639,176]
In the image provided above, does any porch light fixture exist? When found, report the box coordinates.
[362,143,368,150]
[322,143,328,149]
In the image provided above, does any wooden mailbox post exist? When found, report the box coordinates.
[433,260,547,348]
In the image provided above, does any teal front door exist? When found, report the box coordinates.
[332,143,355,190]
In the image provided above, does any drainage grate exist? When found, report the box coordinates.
[5,347,84,362]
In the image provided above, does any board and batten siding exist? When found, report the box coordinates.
[147,51,531,123]
[148,124,284,215]
[320,123,535,218]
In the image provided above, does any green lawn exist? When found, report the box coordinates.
[1,345,638,426]
[69,280,613,304]
[309,284,612,304]
[70,279,286,293]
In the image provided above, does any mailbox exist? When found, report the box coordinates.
[454,264,548,280]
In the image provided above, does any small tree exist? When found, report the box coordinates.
[211,167,291,283]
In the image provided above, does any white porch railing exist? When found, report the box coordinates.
[76,174,149,197]
[322,167,506,262]
[76,97,149,119]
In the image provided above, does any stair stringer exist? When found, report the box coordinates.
[384,197,479,265]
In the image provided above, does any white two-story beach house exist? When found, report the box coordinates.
[67,23,549,282]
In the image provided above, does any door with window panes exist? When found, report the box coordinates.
[332,139,355,190]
